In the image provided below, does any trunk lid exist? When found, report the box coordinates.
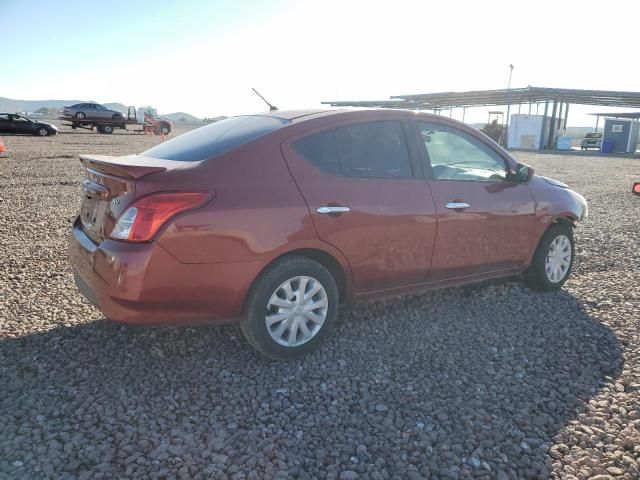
[78,154,184,243]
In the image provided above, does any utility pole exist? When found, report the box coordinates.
[505,64,514,147]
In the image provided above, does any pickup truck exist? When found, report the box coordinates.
[580,132,602,150]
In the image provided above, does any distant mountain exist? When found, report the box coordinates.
[0,97,82,113]
[0,97,201,121]
[0,97,131,113]
[203,116,228,123]
[162,112,202,123]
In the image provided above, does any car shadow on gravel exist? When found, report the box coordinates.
[0,282,624,479]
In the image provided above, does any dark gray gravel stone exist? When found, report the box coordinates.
[1,133,639,479]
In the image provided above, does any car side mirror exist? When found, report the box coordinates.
[515,163,534,183]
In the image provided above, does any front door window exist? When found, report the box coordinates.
[418,122,508,182]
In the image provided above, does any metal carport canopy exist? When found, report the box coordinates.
[589,112,640,119]
[322,86,640,109]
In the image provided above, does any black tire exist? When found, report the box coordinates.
[524,223,574,291]
[75,112,86,119]
[102,125,114,134]
[240,255,339,359]
[161,124,170,135]
[36,127,48,137]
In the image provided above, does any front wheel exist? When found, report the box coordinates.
[36,127,48,137]
[241,256,339,359]
[524,223,574,291]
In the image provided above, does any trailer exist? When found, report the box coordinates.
[59,106,172,135]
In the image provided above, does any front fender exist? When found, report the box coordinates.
[526,176,587,261]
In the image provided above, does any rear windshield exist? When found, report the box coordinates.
[142,115,290,161]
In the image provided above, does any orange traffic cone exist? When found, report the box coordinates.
[0,139,5,153]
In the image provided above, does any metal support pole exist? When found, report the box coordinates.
[449,108,453,118]
[505,64,514,144]
[563,103,570,130]
[528,102,532,115]
[547,100,558,149]
[536,103,540,115]
[518,103,522,114]
[595,115,600,132]
[462,107,466,123]
[557,102,563,133]
[539,100,549,150]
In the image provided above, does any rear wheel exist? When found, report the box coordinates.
[241,256,339,359]
[75,112,86,120]
[160,124,170,135]
[524,223,574,291]
[112,113,124,121]
[102,125,114,134]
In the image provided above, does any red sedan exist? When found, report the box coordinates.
[70,109,588,358]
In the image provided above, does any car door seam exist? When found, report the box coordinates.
[278,141,355,278]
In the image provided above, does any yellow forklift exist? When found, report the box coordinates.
[481,111,506,145]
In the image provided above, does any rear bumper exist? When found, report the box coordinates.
[69,218,264,325]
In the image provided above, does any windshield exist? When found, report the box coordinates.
[142,115,290,161]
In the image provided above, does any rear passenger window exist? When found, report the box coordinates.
[294,121,413,178]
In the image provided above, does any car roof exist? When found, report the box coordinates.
[258,109,341,122]
[259,108,427,124]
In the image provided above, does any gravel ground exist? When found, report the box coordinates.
[1,127,639,480]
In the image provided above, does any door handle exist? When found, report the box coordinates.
[316,206,350,214]
[445,202,470,209]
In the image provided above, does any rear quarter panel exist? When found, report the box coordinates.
[153,137,336,265]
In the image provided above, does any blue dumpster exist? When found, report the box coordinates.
[601,138,615,153]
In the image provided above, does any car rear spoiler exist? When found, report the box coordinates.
[79,154,182,180]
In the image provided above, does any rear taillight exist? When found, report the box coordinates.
[633,182,640,195]
[110,192,211,242]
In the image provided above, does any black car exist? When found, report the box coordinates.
[0,113,58,136]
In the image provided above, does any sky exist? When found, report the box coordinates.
[2,0,640,126]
